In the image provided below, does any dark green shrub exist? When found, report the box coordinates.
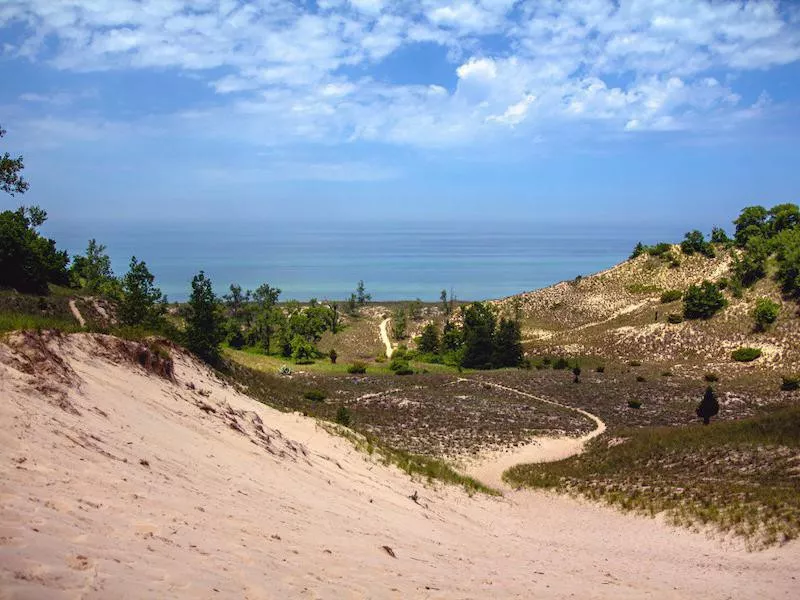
[636,375,646,382]
[628,400,642,409]
[390,356,413,375]
[595,365,605,373]
[696,386,719,425]
[683,280,726,320]
[731,347,762,362]
[417,323,440,354]
[752,297,780,331]
[227,328,245,349]
[704,373,719,382]
[667,313,684,324]
[335,405,352,427]
[781,375,800,391]
[303,389,326,402]
[553,357,570,370]
[647,242,673,257]
[660,289,683,303]
[628,360,641,367]
[329,348,337,364]
[347,361,367,374]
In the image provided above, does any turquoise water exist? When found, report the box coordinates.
[44,219,688,302]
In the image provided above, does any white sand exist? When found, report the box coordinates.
[1,333,798,599]
[379,317,394,358]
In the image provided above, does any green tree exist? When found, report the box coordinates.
[752,297,780,331]
[409,298,423,321]
[630,241,646,259]
[710,226,731,246]
[69,239,117,295]
[291,334,315,364]
[440,289,450,315]
[775,228,800,297]
[0,206,69,294]
[683,280,727,320]
[356,280,371,305]
[733,205,768,247]
[117,256,166,326]
[460,302,496,369]
[732,235,769,286]
[0,125,29,196]
[493,317,523,368]
[222,284,249,319]
[391,307,407,340]
[680,230,714,257]
[185,271,225,364]
[696,386,719,425]
[417,322,440,354]
[440,320,462,354]
[767,203,800,236]
[328,301,340,334]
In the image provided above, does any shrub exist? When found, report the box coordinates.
[572,366,581,383]
[661,370,672,377]
[389,356,414,375]
[716,277,729,290]
[227,328,245,349]
[627,400,642,409]
[680,230,714,257]
[636,375,646,382]
[303,389,326,402]
[329,348,337,364]
[752,297,780,331]
[595,365,605,373]
[704,373,719,382]
[647,242,673,257]
[628,360,641,367]
[696,386,719,425]
[335,405,352,427]
[278,364,292,376]
[683,280,727,320]
[417,323,440,354]
[667,313,684,324]
[781,375,800,391]
[731,347,762,362]
[347,361,367,374]
[660,289,683,303]
[552,357,570,370]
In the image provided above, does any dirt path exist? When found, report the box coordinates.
[460,381,606,490]
[68,299,86,327]
[379,317,394,358]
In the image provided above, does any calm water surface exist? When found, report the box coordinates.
[44,220,688,302]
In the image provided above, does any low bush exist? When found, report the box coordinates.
[732,347,762,362]
[595,365,605,373]
[335,405,352,427]
[553,357,570,370]
[303,389,326,402]
[628,360,641,367]
[667,313,684,324]
[627,400,642,409]
[683,280,727,320]
[636,375,646,382]
[781,375,800,391]
[752,297,780,331]
[278,364,292,376]
[660,289,683,303]
[705,373,719,382]
[661,371,672,377]
[347,361,367,374]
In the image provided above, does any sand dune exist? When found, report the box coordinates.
[1,332,798,598]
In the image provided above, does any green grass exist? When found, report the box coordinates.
[505,406,800,547]
[320,423,500,497]
[0,311,82,335]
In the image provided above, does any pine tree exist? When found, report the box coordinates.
[696,386,720,425]
[185,271,225,364]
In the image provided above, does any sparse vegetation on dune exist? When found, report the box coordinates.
[505,405,800,547]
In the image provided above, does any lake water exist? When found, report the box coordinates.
[44,219,689,302]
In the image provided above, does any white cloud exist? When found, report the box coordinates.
[2,0,798,151]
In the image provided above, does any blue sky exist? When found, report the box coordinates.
[1,0,799,226]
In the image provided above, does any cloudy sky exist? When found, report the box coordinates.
[1,0,799,223]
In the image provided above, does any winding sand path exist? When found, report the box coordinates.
[68,299,86,327]
[379,317,394,358]
[461,381,606,491]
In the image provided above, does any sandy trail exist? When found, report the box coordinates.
[459,381,606,490]
[68,299,86,327]
[1,333,798,599]
[379,317,394,358]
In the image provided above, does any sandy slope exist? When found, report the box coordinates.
[1,333,798,599]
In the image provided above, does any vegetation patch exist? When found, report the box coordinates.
[732,347,763,362]
[505,406,800,547]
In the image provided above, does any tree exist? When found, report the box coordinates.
[222,284,249,319]
[710,226,731,246]
[0,206,69,294]
[493,317,523,368]
[117,256,166,327]
[440,289,450,315]
[775,228,800,297]
[391,307,407,340]
[630,242,646,259]
[696,385,719,425]
[185,271,225,364]
[291,334,315,364]
[680,230,714,257]
[70,239,117,295]
[417,323,440,354]
[0,125,29,196]
[767,203,800,236]
[683,280,727,320]
[572,365,582,383]
[355,280,371,305]
[733,205,768,247]
[460,302,496,369]
[409,298,423,321]
[440,320,462,354]
[752,297,780,331]
[732,235,769,286]
[328,301,340,334]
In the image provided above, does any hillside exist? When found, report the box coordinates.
[2,331,799,598]
[494,245,800,375]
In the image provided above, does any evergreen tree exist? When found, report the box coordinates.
[185,271,225,364]
[417,322,440,354]
[460,302,496,369]
[696,386,720,425]
[683,280,727,319]
[493,317,523,368]
[117,256,166,326]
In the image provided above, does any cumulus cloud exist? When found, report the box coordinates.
[1,0,798,150]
